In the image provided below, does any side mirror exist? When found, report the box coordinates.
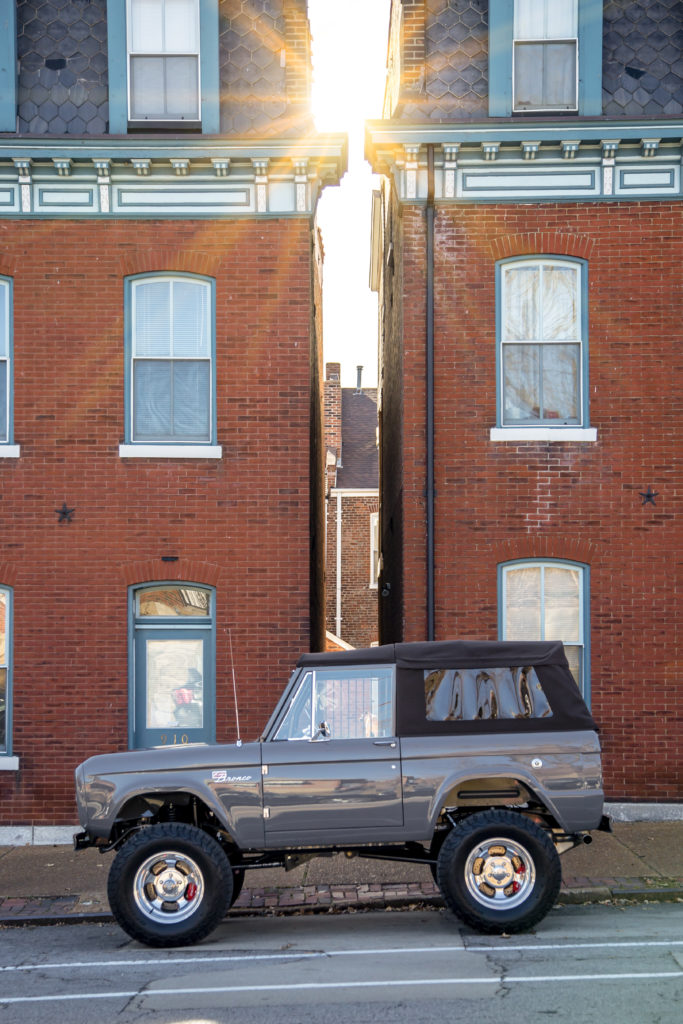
[313,721,331,741]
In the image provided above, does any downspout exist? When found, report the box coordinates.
[426,144,435,641]
[335,491,342,638]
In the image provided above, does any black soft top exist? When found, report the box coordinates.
[298,639,569,670]
[298,640,597,734]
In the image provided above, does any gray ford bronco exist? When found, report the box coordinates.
[74,640,610,946]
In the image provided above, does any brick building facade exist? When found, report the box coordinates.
[0,1,346,829]
[324,363,379,649]
[366,0,682,801]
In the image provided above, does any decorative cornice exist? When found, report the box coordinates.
[0,135,348,218]
[365,119,683,203]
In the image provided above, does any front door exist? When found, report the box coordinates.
[131,584,215,749]
[262,666,403,845]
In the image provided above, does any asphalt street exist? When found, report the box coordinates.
[1,903,681,1024]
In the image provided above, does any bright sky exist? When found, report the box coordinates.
[308,0,391,389]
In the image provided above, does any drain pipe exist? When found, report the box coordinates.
[426,144,435,641]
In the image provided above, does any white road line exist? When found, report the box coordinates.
[2,971,682,1004]
[3,939,683,974]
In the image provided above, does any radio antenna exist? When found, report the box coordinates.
[228,628,242,746]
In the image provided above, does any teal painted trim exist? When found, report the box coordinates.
[488,0,514,117]
[366,120,683,148]
[107,0,128,134]
[200,0,220,134]
[124,273,217,445]
[498,560,591,704]
[495,256,589,429]
[578,0,603,116]
[0,278,12,445]
[0,4,17,132]
[0,586,13,755]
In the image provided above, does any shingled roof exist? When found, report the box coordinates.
[336,388,379,490]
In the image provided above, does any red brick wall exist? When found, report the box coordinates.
[382,199,682,801]
[0,216,318,824]
[325,492,379,648]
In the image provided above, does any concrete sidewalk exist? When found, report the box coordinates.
[0,821,681,926]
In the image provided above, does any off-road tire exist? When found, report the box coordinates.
[436,809,561,934]
[107,822,233,947]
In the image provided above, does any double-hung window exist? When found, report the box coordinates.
[498,258,589,430]
[123,274,220,456]
[0,278,17,457]
[127,0,201,124]
[513,0,578,112]
[500,561,589,698]
[489,0,602,117]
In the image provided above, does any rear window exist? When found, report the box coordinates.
[424,666,552,721]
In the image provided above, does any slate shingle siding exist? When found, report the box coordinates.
[397,0,683,121]
[15,0,311,137]
[17,0,109,135]
[603,0,683,117]
[219,0,288,134]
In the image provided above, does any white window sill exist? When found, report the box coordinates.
[119,444,222,459]
[490,428,597,442]
[0,445,20,458]
[0,755,19,770]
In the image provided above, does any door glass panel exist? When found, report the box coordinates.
[138,586,210,617]
[145,638,204,729]
[313,668,394,739]
[274,672,313,741]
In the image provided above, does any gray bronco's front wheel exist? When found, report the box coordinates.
[436,809,561,934]
[107,822,234,947]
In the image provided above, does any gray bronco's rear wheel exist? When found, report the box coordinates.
[436,809,561,934]
[107,822,233,947]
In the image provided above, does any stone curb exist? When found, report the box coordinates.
[1,880,681,928]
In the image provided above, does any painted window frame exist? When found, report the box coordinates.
[494,255,591,434]
[107,0,219,134]
[128,582,217,749]
[126,0,201,125]
[0,277,18,458]
[122,272,220,457]
[0,585,15,763]
[489,0,603,117]
[498,559,590,702]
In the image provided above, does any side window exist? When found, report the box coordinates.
[130,583,215,748]
[128,0,200,124]
[500,561,589,696]
[498,258,587,428]
[513,0,578,112]
[0,587,11,754]
[274,667,395,741]
[424,666,552,721]
[0,278,12,446]
[126,275,215,445]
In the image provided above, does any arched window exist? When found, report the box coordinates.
[130,583,216,748]
[499,560,589,698]
[125,274,215,447]
[497,257,588,428]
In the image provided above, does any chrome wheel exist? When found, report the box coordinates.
[132,849,205,924]
[464,836,536,910]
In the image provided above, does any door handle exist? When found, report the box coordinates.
[373,740,397,748]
